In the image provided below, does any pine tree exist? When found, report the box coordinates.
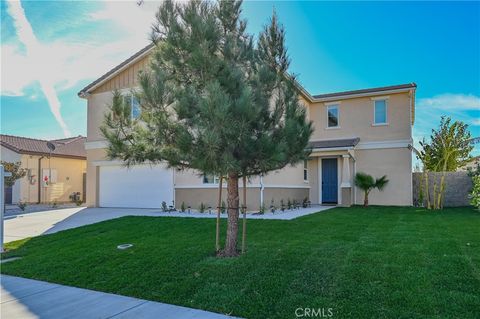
[101,0,312,257]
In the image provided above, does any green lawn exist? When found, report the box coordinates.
[2,206,479,318]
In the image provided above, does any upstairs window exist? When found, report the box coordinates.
[327,105,339,128]
[303,160,308,181]
[124,95,141,120]
[374,99,388,125]
[203,174,220,184]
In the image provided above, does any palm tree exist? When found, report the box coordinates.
[354,172,389,207]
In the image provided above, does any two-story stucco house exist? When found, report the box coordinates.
[79,45,416,209]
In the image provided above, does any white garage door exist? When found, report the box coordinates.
[99,164,174,208]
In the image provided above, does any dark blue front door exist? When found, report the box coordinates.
[322,158,338,204]
[5,187,12,204]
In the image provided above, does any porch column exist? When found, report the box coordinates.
[340,154,352,207]
[340,155,351,188]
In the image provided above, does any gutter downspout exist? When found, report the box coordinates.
[37,156,44,204]
[347,149,357,205]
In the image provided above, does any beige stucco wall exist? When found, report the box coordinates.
[262,164,307,187]
[0,148,86,204]
[86,148,107,206]
[87,91,113,142]
[174,163,307,188]
[308,158,319,204]
[174,164,310,210]
[307,92,412,143]
[36,156,87,203]
[354,147,412,206]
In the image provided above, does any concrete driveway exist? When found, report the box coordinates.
[3,207,163,243]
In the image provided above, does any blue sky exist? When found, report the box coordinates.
[1,1,479,155]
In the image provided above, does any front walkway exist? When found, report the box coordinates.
[4,206,334,243]
[1,275,238,319]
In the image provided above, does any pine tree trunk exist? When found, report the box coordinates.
[224,172,239,257]
[241,175,247,254]
[215,175,223,252]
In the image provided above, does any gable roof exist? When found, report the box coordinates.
[0,135,86,159]
[78,45,417,102]
[78,44,154,98]
[312,83,417,100]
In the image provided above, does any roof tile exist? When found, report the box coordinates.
[0,135,86,159]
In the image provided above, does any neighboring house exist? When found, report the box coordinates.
[0,135,87,204]
[78,45,416,209]
[459,156,480,172]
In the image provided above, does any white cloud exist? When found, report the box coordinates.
[5,0,71,137]
[2,0,167,136]
[2,1,161,96]
[417,93,480,112]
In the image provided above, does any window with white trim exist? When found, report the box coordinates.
[42,168,57,184]
[327,105,339,128]
[203,174,220,184]
[303,160,308,181]
[374,99,387,124]
[124,95,141,120]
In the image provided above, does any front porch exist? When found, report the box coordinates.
[307,138,359,207]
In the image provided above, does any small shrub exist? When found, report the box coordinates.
[75,199,83,206]
[469,175,480,210]
[161,201,168,212]
[270,199,276,213]
[280,199,285,212]
[302,197,309,208]
[258,203,265,214]
[180,202,186,213]
[287,198,292,210]
[199,202,206,213]
[292,199,298,209]
[18,200,27,211]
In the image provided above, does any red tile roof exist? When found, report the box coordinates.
[0,135,86,159]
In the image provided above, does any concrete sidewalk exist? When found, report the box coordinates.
[1,275,239,319]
